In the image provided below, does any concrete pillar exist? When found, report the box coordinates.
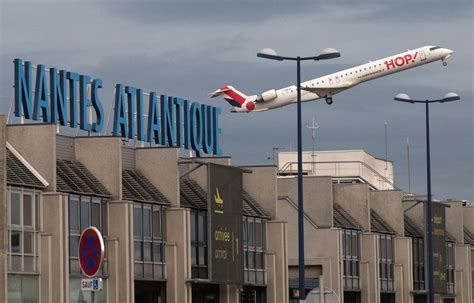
[455,244,472,302]
[241,166,278,219]
[39,192,69,303]
[394,237,413,303]
[266,221,288,303]
[361,232,379,303]
[219,284,240,303]
[333,184,371,232]
[136,147,180,207]
[107,200,134,303]
[0,115,7,303]
[165,208,192,303]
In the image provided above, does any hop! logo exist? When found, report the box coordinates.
[384,52,418,70]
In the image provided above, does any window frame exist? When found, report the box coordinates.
[191,209,208,279]
[243,216,266,286]
[379,233,395,293]
[7,187,41,274]
[342,229,361,291]
[446,241,455,294]
[412,237,425,291]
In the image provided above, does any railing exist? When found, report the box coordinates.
[278,160,397,190]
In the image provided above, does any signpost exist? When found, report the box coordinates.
[78,226,105,302]
[431,202,447,293]
[208,163,243,284]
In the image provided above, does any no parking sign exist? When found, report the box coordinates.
[78,226,105,278]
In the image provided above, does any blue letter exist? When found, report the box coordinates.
[14,59,33,119]
[91,79,104,133]
[147,92,161,144]
[79,75,92,131]
[113,84,128,137]
[161,95,175,146]
[183,100,191,149]
[33,65,51,122]
[190,102,203,156]
[136,89,147,142]
[175,98,184,147]
[50,68,68,126]
[202,105,214,154]
[67,72,80,127]
[213,107,223,155]
[125,86,136,139]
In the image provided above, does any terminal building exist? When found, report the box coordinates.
[0,117,472,303]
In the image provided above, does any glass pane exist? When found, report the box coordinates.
[198,246,207,266]
[248,220,255,246]
[91,202,101,230]
[351,233,357,258]
[8,274,39,303]
[255,221,262,248]
[69,198,79,231]
[153,207,161,239]
[35,194,40,229]
[345,233,351,258]
[198,213,206,242]
[10,192,20,225]
[24,256,35,272]
[248,251,255,269]
[143,206,151,237]
[11,231,21,253]
[191,212,196,242]
[80,198,90,231]
[23,194,33,227]
[69,236,79,257]
[153,243,162,263]
[191,246,197,265]
[23,232,34,254]
[143,242,152,262]
[134,205,142,237]
[134,241,142,261]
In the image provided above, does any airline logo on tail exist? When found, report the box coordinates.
[210,86,256,111]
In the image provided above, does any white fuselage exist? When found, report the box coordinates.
[235,46,452,112]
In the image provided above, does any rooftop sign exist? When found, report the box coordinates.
[13,58,222,156]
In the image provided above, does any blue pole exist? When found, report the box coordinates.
[425,101,434,303]
[296,56,306,302]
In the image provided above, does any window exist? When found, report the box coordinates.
[244,216,266,285]
[429,46,440,51]
[134,203,166,280]
[446,241,455,294]
[8,188,40,273]
[342,229,360,291]
[69,195,107,276]
[379,234,395,293]
[191,209,208,279]
[412,237,425,291]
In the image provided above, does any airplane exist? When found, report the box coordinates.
[210,45,453,112]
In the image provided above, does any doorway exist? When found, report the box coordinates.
[134,281,166,303]
[192,284,219,303]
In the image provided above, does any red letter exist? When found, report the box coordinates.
[395,57,405,67]
[404,54,412,64]
[412,52,418,62]
[384,59,395,70]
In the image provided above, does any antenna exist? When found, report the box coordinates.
[384,121,388,170]
[407,136,411,193]
[305,117,320,174]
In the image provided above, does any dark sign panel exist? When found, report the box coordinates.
[431,202,447,294]
[208,163,243,284]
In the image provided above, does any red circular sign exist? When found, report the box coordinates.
[78,226,104,278]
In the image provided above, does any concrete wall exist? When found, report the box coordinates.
[75,137,122,199]
[241,166,278,219]
[394,237,413,303]
[454,244,472,303]
[370,190,404,236]
[0,116,7,302]
[186,156,231,191]
[360,233,379,303]
[136,147,180,207]
[333,184,371,232]
[7,124,57,191]
[40,193,69,303]
[462,205,474,235]
[266,221,288,303]
[277,176,333,228]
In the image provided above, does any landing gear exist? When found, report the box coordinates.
[325,96,333,105]
[442,60,447,66]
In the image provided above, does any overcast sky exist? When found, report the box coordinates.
[1,0,472,201]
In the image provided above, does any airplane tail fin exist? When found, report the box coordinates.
[210,86,248,107]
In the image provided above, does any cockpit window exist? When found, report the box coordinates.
[429,46,441,51]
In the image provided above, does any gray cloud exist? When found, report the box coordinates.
[0,0,472,200]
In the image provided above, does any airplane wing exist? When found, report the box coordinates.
[301,82,353,96]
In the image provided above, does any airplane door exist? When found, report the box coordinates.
[420,50,427,61]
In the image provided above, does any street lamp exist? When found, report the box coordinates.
[394,92,460,303]
[258,47,340,302]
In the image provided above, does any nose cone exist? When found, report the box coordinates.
[445,48,454,55]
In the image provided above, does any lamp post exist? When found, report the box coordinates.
[258,47,340,302]
[394,92,460,303]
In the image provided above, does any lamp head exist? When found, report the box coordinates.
[257,48,283,61]
[441,92,460,103]
[316,48,341,60]
[394,93,413,103]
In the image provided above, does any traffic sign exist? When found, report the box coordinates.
[81,278,103,292]
[78,226,104,278]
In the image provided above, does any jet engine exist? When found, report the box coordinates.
[260,89,278,102]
